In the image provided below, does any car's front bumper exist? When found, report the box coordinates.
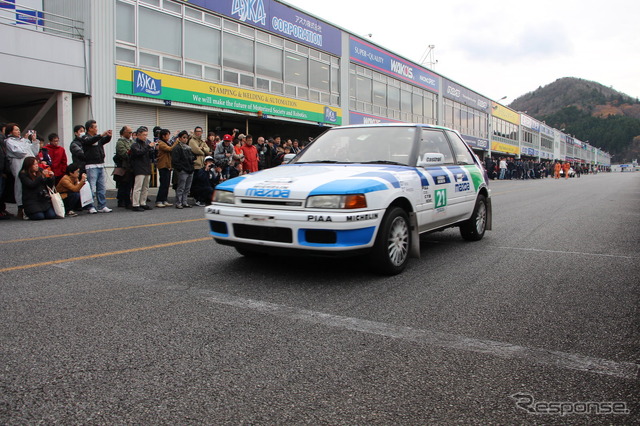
[205,204,385,252]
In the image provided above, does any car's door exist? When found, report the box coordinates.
[416,128,460,231]
[444,130,482,215]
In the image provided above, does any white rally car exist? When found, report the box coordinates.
[206,124,492,274]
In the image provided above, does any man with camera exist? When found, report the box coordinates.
[81,119,112,213]
[191,156,222,206]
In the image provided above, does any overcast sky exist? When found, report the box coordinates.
[285,0,640,104]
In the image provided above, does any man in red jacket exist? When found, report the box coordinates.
[241,134,259,173]
[44,133,68,184]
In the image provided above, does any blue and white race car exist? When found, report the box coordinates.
[205,124,492,274]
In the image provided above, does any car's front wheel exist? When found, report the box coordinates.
[370,207,411,275]
[460,194,487,241]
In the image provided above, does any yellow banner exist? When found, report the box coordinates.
[116,66,341,124]
[491,141,519,154]
[492,103,520,125]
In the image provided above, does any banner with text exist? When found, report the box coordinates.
[181,0,341,56]
[349,37,439,93]
[116,66,341,125]
[443,79,490,113]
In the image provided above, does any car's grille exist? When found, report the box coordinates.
[240,199,303,207]
[233,224,293,243]
[236,198,305,210]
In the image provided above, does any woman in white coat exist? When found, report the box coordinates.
[4,123,39,218]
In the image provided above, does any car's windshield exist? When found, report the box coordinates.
[293,126,417,166]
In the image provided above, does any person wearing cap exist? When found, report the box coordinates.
[191,156,222,206]
[129,126,156,211]
[214,134,236,179]
[188,126,210,172]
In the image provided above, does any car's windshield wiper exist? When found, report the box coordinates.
[360,160,406,165]
[295,160,339,164]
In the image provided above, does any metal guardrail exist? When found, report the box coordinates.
[0,0,84,40]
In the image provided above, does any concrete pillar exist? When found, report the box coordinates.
[57,92,73,150]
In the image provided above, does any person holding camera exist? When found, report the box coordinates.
[56,163,86,217]
[191,156,222,206]
[129,126,156,212]
[155,128,175,208]
[171,130,195,209]
[4,123,40,219]
[19,156,57,220]
[214,134,237,179]
[81,120,112,213]
[114,126,134,209]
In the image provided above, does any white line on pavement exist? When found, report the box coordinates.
[493,246,637,260]
[200,291,638,381]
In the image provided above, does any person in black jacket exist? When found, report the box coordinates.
[70,125,87,175]
[129,126,156,212]
[191,156,222,206]
[171,130,195,209]
[81,120,112,213]
[19,156,57,220]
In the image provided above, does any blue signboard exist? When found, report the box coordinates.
[443,79,490,113]
[461,134,489,150]
[184,0,341,56]
[349,37,439,93]
[540,124,554,137]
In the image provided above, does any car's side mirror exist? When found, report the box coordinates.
[283,153,296,164]
[417,153,445,168]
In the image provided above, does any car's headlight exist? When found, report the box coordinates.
[305,194,367,209]
[213,190,235,204]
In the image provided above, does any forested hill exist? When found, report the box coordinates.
[509,77,640,162]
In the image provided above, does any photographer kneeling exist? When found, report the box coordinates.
[19,156,57,220]
[56,163,86,217]
[191,156,222,206]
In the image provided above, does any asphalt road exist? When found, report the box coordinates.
[1,172,638,424]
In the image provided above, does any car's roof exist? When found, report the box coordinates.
[330,123,451,131]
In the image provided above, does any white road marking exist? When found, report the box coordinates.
[493,246,637,260]
[201,291,638,381]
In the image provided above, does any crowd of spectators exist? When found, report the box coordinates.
[483,156,609,181]
[0,120,307,220]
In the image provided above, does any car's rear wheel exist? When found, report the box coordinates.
[460,194,487,241]
[370,207,411,275]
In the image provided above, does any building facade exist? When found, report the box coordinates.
[0,0,611,187]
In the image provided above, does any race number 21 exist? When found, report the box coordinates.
[434,189,447,208]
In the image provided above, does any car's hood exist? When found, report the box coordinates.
[216,163,415,199]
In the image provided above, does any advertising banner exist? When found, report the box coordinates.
[443,79,490,113]
[462,134,489,150]
[492,103,520,125]
[182,0,341,56]
[491,141,519,155]
[116,66,341,125]
[349,37,439,93]
[521,115,540,132]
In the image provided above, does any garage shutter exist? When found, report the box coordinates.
[157,108,207,135]
[115,102,157,132]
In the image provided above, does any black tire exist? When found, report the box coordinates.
[235,246,261,257]
[460,194,487,241]
[370,207,411,275]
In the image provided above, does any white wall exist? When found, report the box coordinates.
[0,24,87,94]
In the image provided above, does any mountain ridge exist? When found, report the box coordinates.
[509,77,640,162]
